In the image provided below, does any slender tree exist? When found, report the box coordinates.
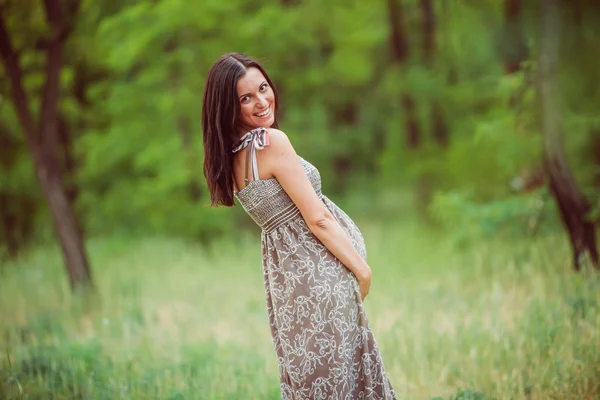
[503,0,528,74]
[0,0,93,289]
[538,0,598,270]
[387,0,421,149]
[178,116,202,202]
[420,0,448,147]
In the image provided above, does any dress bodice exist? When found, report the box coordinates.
[234,156,322,232]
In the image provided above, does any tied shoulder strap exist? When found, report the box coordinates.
[232,127,270,186]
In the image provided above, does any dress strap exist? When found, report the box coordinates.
[232,127,270,187]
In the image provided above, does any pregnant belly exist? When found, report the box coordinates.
[321,196,367,260]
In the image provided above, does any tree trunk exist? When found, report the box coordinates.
[57,114,79,205]
[178,116,202,202]
[503,0,528,74]
[420,0,448,148]
[0,0,93,289]
[387,0,409,63]
[387,0,421,148]
[420,0,435,64]
[538,0,598,270]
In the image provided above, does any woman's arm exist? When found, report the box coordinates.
[259,129,372,300]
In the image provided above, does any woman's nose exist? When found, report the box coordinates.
[257,94,268,108]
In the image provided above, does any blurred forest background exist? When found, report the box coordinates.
[1,0,600,399]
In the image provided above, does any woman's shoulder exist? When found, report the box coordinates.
[265,127,286,140]
[265,128,293,149]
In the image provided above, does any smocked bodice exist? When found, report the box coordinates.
[234,156,322,232]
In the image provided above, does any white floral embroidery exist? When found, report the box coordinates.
[236,156,395,399]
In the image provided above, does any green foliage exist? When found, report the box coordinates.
[2,0,600,251]
[429,188,561,246]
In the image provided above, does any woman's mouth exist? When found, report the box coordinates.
[254,105,271,119]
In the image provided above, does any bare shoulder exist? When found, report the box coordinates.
[266,128,292,148]
[259,128,299,175]
[262,128,296,158]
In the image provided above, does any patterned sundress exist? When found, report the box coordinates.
[233,128,396,400]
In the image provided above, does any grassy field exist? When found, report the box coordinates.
[1,218,599,399]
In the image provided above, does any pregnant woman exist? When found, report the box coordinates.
[201,52,396,400]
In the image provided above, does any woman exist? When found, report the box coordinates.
[202,52,396,399]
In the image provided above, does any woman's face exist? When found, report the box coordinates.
[236,67,276,133]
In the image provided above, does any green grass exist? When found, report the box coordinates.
[1,219,599,399]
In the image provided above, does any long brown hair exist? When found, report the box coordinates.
[201,53,279,207]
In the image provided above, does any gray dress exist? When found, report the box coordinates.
[234,128,396,400]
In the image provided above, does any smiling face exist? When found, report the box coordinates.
[236,67,276,133]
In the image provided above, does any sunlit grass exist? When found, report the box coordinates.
[1,218,599,399]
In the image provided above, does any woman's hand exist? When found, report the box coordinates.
[357,267,372,301]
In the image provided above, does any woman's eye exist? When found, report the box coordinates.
[241,96,249,103]
[260,84,268,91]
